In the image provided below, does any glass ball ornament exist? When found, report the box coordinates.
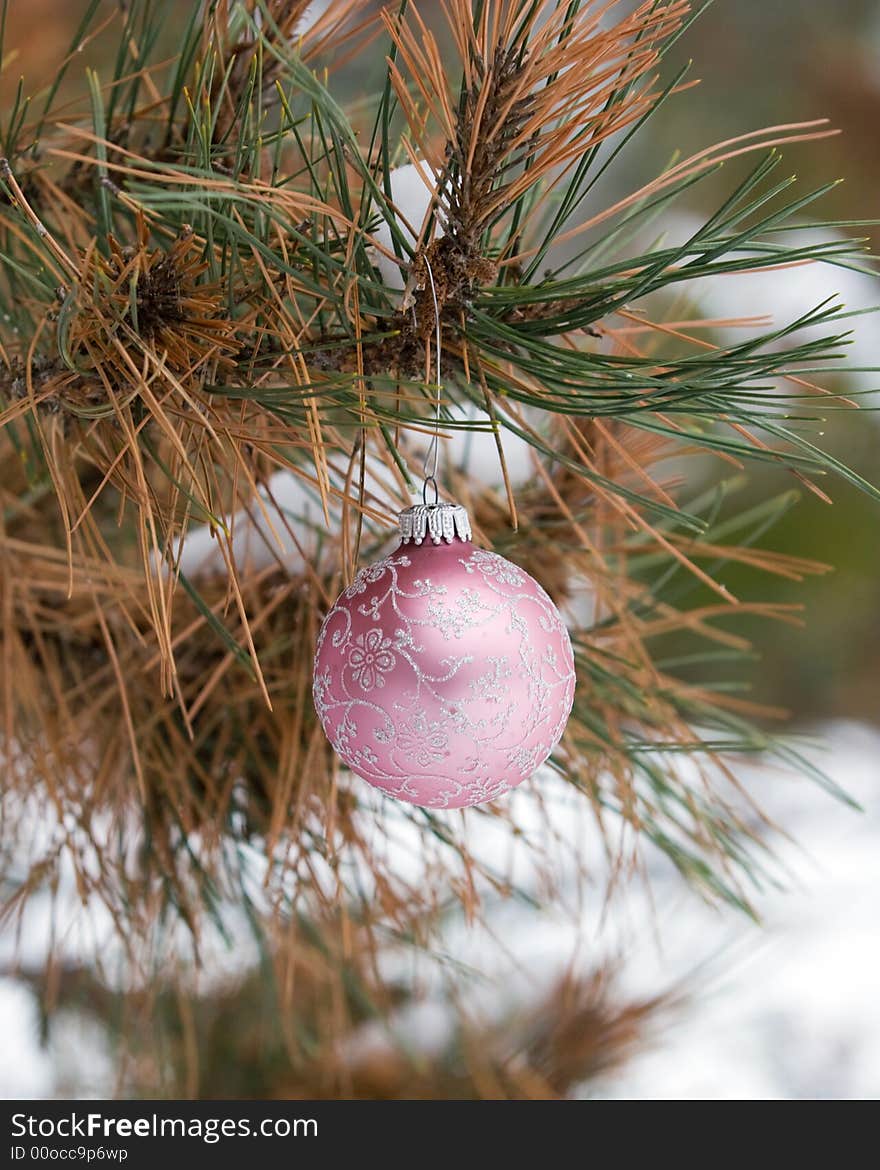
[313,501,576,809]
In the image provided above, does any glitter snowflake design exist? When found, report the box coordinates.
[347,628,396,691]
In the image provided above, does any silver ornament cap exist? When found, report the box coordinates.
[398,501,472,545]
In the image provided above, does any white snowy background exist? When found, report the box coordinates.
[1,717,877,1100]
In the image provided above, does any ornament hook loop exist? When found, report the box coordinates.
[420,255,443,499]
[422,475,439,507]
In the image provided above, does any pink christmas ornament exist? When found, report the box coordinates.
[313,502,576,809]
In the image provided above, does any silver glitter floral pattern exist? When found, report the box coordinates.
[313,543,576,810]
[347,628,396,691]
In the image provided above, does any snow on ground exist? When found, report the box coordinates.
[598,721,880,1099]
[1,721,877,1099]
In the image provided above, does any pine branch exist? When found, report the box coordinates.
[0,0,876,982]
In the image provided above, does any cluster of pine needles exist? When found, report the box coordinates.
[0,0,876,1095]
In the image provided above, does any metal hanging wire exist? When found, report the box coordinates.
[421,257,442,507]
